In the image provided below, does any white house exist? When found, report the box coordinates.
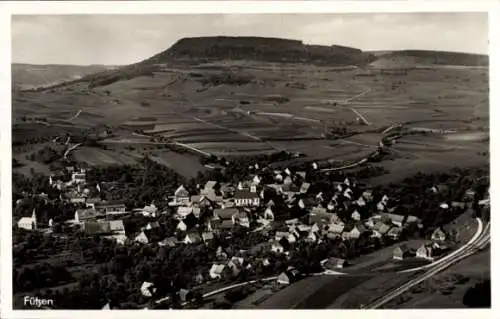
[134,231,149,244]
[17,209,37,231]
[140,282,156,297]
[234,191,260,207]
[351,210,361,221]
[173,185,190,205]
[209,264,226,279]
[176,220,187,232]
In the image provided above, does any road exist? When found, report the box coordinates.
[362,219,490,309]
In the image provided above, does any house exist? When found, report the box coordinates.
[405,215,421,225]
[387,227,403,240]
[83,221,111,235]
[69,194,87,204]
[306,231,317,243]
[140,204,158,217]
[179,289,193,303]
[277,267,300,285]
[110,234,128,245]
[309,209,335,225]
[134,231,150,244]
[300,182,311,194]
[177,206,193,219]
[209,264,226,279]
[214,208,239,220]
[17,209,37,231]
[109,220,125,234]
[145,221,160,230]
[416,244,434,260]
[140,282,156,297]
[431,227,446,242]
[233,211,250,228]
[234,191,260,207]
[351,210,361,221]
[346,225,367,240]
[324,257,348,270]
[85,197,102,209]
[373,221,391,236]
[393,245,410,260]
[158,236,177,247]
[327,222,345,235]
[71,171,86,184]
[228,257,245,275]
[463,189,476,201]
[74,208,104,223]
[451,201,466,209]
[183,232,202,245]
[271,242,285,254]
[202,231,214,243]
[173,185,190,205]
[362,190,373,202]
[381,213,405,227]
[176,220,187,232]
[262,207,274,220]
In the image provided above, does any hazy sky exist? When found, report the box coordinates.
[12,13,488,65]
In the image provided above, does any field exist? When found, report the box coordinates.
[12,60,489,180]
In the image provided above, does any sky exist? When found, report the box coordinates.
[11,13,489,65]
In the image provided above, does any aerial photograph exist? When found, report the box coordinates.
[10,13,490,310]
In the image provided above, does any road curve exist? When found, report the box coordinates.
[363,219,489,309]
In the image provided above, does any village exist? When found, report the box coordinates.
[14,159,489,309]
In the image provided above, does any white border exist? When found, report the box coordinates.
[1,1,498,319]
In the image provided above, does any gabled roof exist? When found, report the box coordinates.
[76,208,103,220]
[381,213,405,223]
[185,232,202,243]
[204,181,218,190]
[373,221,391,234]
[202,231,214,241]
[109,220,125,232]
[214,208,239,219]
[234,190,259,199]
[210,264,226,274]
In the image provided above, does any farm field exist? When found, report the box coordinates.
[72,147,138,166]
[12,59,489,179]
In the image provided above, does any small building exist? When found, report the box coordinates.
[431,227,446,242]
[213,208,239,220]
[271,242,285,254]
[74,208,104,223]
[140,204,158,217]
[351,210,361,221]
[416,244,434,260]
[381,213,405,227]
[176,206,193,219]
[158,236,177,247]
[202,231,214,243]
[324,257,348,270]
[179,288,193,303]
[300,182,311,194]
[82,221,111,235]
[173,185,190,205]
[393,245,410,260]
[140,282,156,298]
[134,231,149,244]
[183,232,202,245]
[176,220,187,232]
[277,267,300,285]
[387,227,403,240]
[17,209,37,231]
[209,264,226,279]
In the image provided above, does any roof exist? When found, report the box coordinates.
[373,222,391,234]
[109,220,125,231]
[175,185,189,196]
[76,208,103,220]
[186,232,202,242]
[215,219,234,229]
[324,257,347,268]
[159,236,177,247]
[86,197,102,204]
[394,245,410,253]
[387,227,403,235]
[300,183,311,193]
[214,208,239,219]
[328,223,345,233]
[381,213,405,223]
[202,232,214,241]
[83,221,111,235]
[177,206,194,216]
[204,181,218,190]
[95,202,125,209]
[142,204,158,214]
[18,217,35,224]
[210,264,226,274]
[234,190,259,199]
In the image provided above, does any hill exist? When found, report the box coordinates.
[12,63,115,90]
[369,50,488,68]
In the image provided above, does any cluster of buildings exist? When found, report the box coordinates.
[16,163,488,304]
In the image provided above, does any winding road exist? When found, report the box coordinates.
[362,218,490,309]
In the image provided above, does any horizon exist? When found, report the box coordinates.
[11,13,488,65]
